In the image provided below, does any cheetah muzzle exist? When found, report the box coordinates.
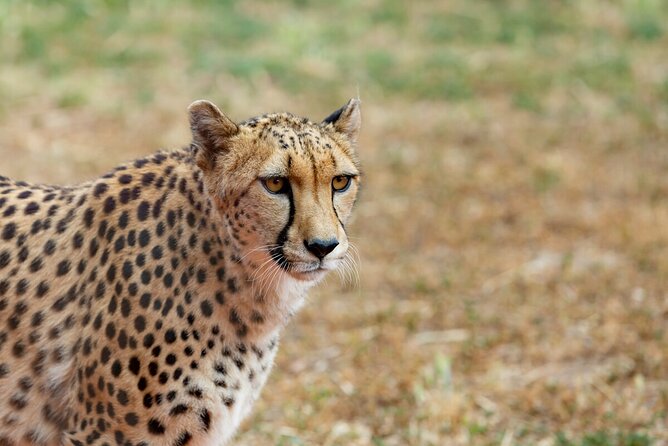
[0,99,361,445]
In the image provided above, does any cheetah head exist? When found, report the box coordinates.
[188,99,361,286]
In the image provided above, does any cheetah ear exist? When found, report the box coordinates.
[322,98,361,145]
[188,100,239,171]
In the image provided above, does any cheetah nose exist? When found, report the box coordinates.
[304,238,339,259]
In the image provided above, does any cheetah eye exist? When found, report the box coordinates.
[332,175,351,192]
[262,177,289,194]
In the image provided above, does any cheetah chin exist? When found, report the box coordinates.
[0,98,361,445]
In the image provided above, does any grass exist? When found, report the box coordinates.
[556,431,652,446]
[1,0,668,444]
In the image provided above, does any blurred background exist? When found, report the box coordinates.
[2,0,668,444]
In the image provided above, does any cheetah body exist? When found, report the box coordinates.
[0,99,361,445]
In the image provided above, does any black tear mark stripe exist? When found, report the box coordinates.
[270,188,294,271]
[270,157,295,271]
[331,180,345,228]
[332,204,344,229]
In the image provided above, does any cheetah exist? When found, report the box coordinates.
[0,98,361,445]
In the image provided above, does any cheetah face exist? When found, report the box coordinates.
[189,99,361,284]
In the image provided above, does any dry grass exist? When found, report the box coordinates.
[1,1,668,444]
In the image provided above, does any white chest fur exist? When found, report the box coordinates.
[202,345,278,446]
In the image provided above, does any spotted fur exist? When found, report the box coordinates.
[0,99,361,445]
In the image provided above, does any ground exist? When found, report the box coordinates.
[1,1,667,445]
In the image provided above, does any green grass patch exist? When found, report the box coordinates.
[556,431,652,446]
[624,0,665,40]
[2,0,667,111]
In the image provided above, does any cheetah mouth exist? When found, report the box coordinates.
[281,260,332,281]
[289,262,326,274]
[268,247,343,280]
[270,248,324,272]
[289,266,329,281]
[304,266,329,273]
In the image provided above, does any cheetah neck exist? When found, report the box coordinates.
[207,222,315,346]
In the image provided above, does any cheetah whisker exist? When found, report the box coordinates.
[240,244,280,262]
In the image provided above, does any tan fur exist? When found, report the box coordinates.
[0,99,360,445]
